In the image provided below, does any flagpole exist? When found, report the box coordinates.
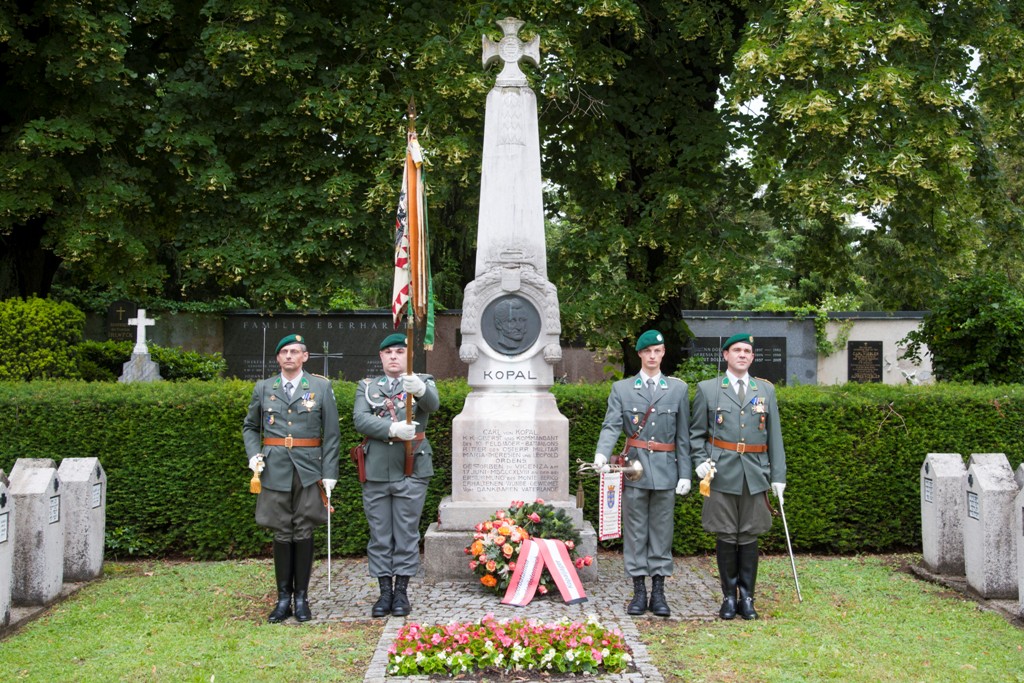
[403,98,418,476]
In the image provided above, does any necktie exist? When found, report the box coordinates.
[647,378,656,401]
[284,381,293,400]
[736,379,746,406]
[390,378,399,395]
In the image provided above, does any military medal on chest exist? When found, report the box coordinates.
[301,391,316,409]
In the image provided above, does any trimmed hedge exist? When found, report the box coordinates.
[0,380,1021,560]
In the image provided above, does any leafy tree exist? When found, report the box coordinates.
[901,272,1024,384]
[725,0,1024,310]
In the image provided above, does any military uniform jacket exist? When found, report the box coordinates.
[353,374,439,482]
[689,375,786,496]
[595,375,690,490]
[242,373,341,492]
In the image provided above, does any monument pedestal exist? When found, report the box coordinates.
[118,353,162,383]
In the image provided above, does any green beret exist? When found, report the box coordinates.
[635,330,665,352]
[275,334,305,354]
[379,333,407,350]
[722,333,754,351]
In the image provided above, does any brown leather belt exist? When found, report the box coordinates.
[263,437,322,448]
[710,437,767,454]
[625,437,675,452]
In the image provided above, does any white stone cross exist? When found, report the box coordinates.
[128,308,155,354]
[482,17,539,87]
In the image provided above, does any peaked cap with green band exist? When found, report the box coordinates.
[721,333,754,351]
[379,332,407,350]
[275,334,306,354]
[635,329,665,351]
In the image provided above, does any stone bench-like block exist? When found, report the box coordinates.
[920,453,966,575]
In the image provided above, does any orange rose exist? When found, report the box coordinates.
[470,540,484,556]
[486,560,497,572]
[502,543,514,558]
[481,574,497,587]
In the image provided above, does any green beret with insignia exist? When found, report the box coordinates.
[635,330,665,352]
[379,332,407,350]
[721,333,754,351]
[275,334,305,354]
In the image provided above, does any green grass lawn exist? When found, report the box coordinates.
[643,555,1024,683]
[0,555,1020,682]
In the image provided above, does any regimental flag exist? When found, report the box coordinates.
[391,128,435,349]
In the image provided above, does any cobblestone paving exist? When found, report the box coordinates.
[305,550,722,683]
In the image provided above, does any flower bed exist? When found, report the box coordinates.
[387,614,633,677]
[464,500,594,596]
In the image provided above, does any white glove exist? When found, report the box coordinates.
[322,478,337,499]
[675,478,691,496]
[402,373,426,397]
[388,421,419,441]
[248,454,264,473]
[593,453,610,474]
[772,482,786,505]
[695,459,714,479]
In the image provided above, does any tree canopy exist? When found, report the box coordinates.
[2,0,1023,364]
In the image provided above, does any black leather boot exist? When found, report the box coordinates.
[626,576,648,615]
[371,577,394,618]
[292,537,315,623]
[648,575,671,617]
[391,576,412,617]
[267,540,294,623]
[737,542,760,620]
[716,540,738,620]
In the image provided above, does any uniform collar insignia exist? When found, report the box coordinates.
[633,377,644,389]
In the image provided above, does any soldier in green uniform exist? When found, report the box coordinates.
[690,333,786,620]
[593,329,691,617]
[353,333,439,618]
[243,334,340,623]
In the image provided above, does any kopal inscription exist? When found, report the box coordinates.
[459,427,562,499]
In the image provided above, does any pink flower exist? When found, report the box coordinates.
[535,498,545,504]
[469,560,478,570]
[565,540,575,550]
[538,585,548,594]
[575,557,584,569]
[528,512,541,523]
[584,555,593,566]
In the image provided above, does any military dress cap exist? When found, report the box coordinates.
[721,333,755,351]
[635,330,665,351]
[379,332,408,350]
[275,334,306,354]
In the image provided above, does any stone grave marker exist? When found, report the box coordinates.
[118,308,162,382]
[9,459,64,606]
[920,453,966,575]
[57,458,106,581]
[1016,479,1024,618]
[105,300,138,342]
[963,453,1018,599]
[847,340,883,383]
[0,470,12,628]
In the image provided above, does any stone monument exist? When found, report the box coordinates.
[57,458,106,582]
[9,459,64,606]
[118,308,162,383]
[423,17,595,582]
[962,453,1017,599]
[0,470,12,628]
[919,453,966,575]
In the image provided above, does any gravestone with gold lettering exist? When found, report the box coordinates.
[423,18,595,582]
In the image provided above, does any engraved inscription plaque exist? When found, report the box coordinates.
[458,426,562,501]
[967,491,980,520]
[0,511,7,543]
[848,340,883,383]
[49,495,60,524]
[92,482,103,509]
[923,477,933,504]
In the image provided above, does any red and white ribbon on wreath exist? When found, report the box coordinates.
[598,471,623,541]
[501,538,587,607]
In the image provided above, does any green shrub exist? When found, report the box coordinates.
[0,380,1020,560]
[902,272,1024,383]
[0,297,85,380]
[75,340,227,381]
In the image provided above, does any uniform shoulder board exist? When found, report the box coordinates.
[311,373,330,380]
[754,376,774,385]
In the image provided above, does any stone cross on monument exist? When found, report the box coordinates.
[118,308,162,383]
[423,17,596,582]
[128,309,155,354]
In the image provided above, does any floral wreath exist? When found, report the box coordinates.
[464,499,593,596]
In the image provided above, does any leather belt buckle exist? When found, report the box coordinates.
[284,435,294,449]
[736,442,746,454]
[647,440,656,452]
